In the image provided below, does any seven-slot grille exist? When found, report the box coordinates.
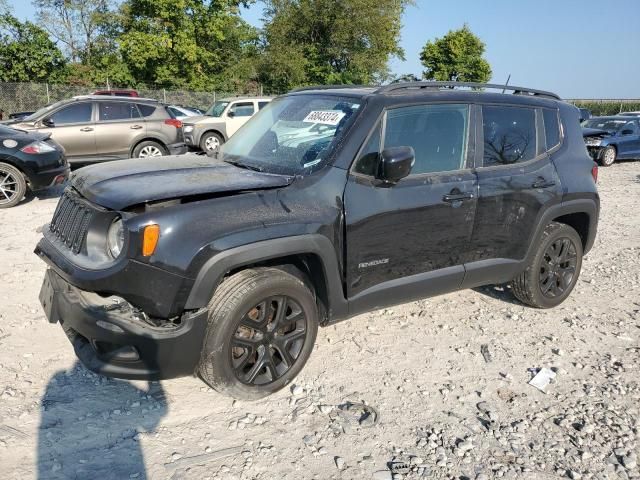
[49,190,96,254]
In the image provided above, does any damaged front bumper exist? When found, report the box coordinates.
[39,269,207,380]
[587,146,604,161]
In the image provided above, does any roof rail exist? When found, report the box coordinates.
[375,81,561,100]
[290,84,369,93]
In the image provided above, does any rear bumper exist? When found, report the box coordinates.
[29,164,70,191]
[168,142,187,156]
[39,269,207,380]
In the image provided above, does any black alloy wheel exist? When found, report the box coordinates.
[511,222,583,309]
[538,237,578,298]
[199,267,318,400]
[231,296,308,386]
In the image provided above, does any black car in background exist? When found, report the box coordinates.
[0,125,69,208]
[35,82,599,399]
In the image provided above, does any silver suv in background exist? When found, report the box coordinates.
[12,96,187,163]
[183,97,272,152]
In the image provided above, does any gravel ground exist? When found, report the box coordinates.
[0,162,639,480]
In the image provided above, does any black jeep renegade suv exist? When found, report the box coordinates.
[36,82,599,399]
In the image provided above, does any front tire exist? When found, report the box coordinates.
[0,162,27,208]
[199,268,318,400]
[200,132,224,153]
[512,222,583,308]
[600,145,616,167]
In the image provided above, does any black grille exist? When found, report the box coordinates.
[49,190,96,254]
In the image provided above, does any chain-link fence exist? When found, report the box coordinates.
[0,82,244,118]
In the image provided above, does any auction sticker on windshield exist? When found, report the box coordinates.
[303,110,346,126]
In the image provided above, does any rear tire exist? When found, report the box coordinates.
[200,132,224,153]
[0,162,27,208]
[132,141,167,158]
[198,268,318,400]
[599,145,616,167]
[512,222,583,308]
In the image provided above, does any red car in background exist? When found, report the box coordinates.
[92,89,139,97]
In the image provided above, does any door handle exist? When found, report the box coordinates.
[443,191,474,202]
[79,127,93,132]
[532,178,556,189]
[130,125,143,130]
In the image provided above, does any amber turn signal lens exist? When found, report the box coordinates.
[142,224,160,257]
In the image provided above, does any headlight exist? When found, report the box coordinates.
[585,138,602,147]
[106,218,125,258]
[184,125,194,133]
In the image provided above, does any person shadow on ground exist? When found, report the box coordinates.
[37,361,167,479]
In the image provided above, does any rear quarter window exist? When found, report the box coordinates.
[137,104,158,117]
[543,108,561,150]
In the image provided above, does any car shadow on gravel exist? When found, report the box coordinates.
[37,362,167,480]
[17,184,65,208]
[472,283,524,306]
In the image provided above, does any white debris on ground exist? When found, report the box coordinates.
[0,163,639,480]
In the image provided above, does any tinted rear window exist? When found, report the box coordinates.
[482,105,537,166]
[99,102,140,121]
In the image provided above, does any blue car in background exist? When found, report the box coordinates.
[582,116,640,166]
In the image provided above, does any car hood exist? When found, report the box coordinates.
[183,115,221,125]
[71,155,294,210]
[582,127,612,138]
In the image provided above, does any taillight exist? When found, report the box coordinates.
[164,118,183,128]
[591,165,598,183]
[21,141,56,154]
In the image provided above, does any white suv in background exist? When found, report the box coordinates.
[182,97,272,152]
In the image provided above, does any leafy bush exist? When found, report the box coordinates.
[569,101,640,116]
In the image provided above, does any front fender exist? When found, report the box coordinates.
[184,234,348,321]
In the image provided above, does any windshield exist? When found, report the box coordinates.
[205,101,230,117]
[583,118,629,132]
[219,94,362,175]
[22,100,67,122]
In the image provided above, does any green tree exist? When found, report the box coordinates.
[0,12,66,82]
[33,0,114,64]
[259,0,411,92]
[420,25,492,83]
[117,0,259,90]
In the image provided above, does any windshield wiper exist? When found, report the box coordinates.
[223,159,263,172]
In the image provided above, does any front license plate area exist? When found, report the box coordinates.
[39,270,60,324]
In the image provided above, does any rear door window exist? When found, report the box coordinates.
[50,103,92,125]
[98,102,141,122]
[482,105,537,166]
[623,120,639,134]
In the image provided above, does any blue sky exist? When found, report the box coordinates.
[7,0,640,99]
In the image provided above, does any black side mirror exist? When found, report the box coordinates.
[227,110,235,118]
[375,146,415,184]
[42,118,55,128]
